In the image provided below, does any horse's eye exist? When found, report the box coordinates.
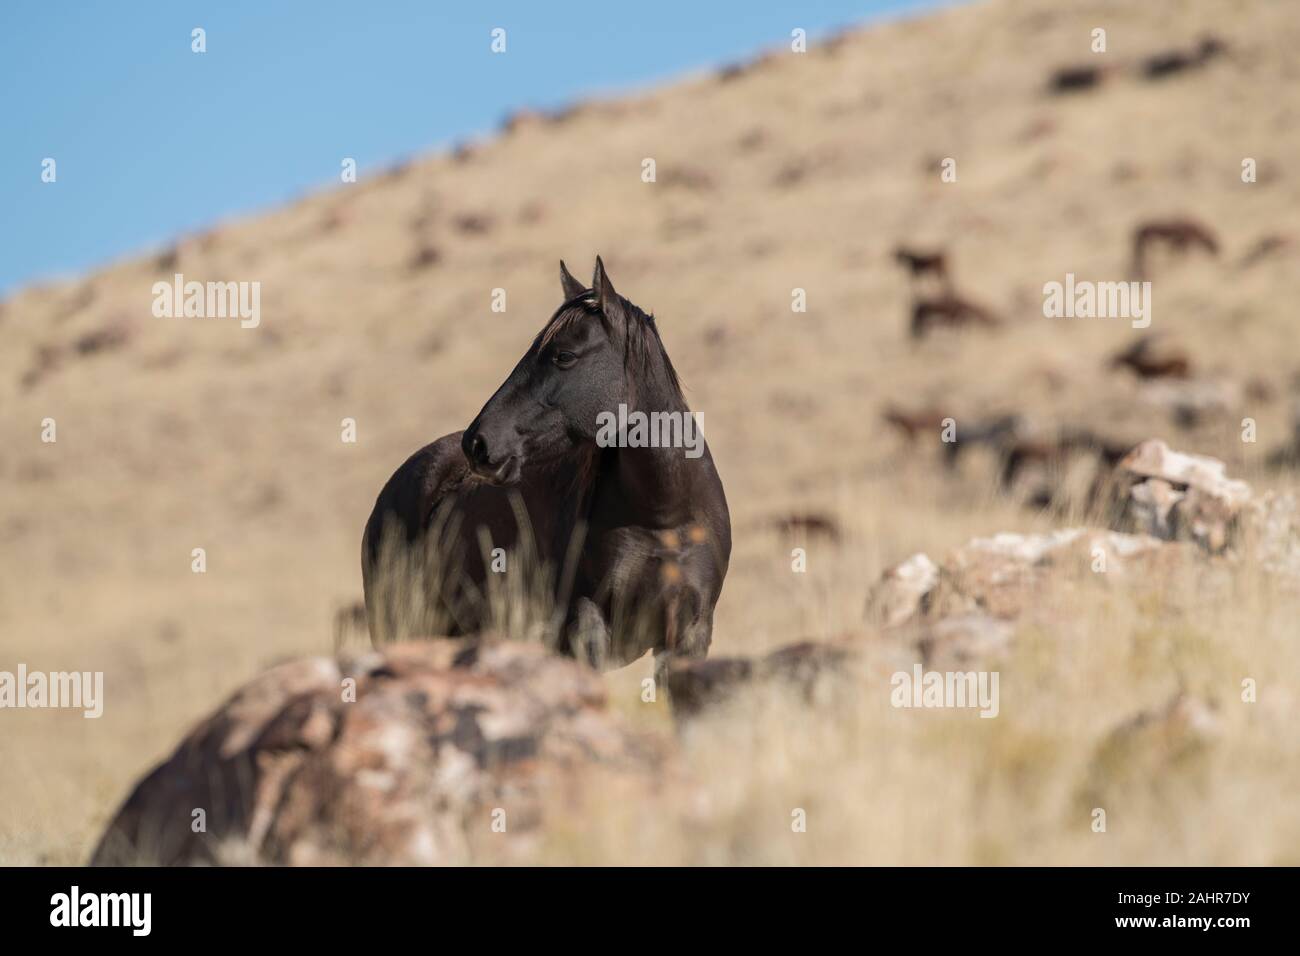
[553,350,577,369]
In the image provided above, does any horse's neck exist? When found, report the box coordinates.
[527,444,598,528]
[617,447,699,526]
[595,390,700,529]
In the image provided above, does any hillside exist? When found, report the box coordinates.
[2,0,1299,864]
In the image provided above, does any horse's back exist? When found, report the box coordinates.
[363,433,468,564]
[361,432,471,643]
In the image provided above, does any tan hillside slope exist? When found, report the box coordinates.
[2,0,1298,864]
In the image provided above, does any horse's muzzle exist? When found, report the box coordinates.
[462,428,521,485]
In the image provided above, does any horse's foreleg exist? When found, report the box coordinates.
[654,595,711,698]
[566,596,612,669]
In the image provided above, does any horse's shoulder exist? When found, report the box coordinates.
[366,432,472,547]
[410,431,472,492]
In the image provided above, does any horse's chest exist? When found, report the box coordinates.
[582,524,710,601]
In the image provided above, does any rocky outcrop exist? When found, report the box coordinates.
[865,552,938,627]
[669,443,1289,721]
[864,526,1196,669]
[671,526,1193,718]
[1114,439,1300,569]
[1114,439,1251,552]
[90,639,670,866]
[870,527,1190,622]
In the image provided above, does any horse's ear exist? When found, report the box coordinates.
[559,260,586,300]
[591,256,622,317]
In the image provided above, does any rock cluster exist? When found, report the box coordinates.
[1111,440,1300,576]
[1114,439,1252,552]
[672,441,1290,717]
[91,639,668,866]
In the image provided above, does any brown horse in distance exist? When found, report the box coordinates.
[1131,218,1220,278]
[882,404,948,443]
[1141,35,1227,80]
[910,295,1001,340]
[894,246,952,293]
[1109,337,1192,380]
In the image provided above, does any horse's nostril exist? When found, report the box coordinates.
[464,431,489,466]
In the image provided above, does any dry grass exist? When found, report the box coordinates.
[2,0,1299,864]
[584,548,1300,866]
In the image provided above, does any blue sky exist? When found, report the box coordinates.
[1,1,950,295]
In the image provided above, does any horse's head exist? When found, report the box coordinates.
[463,257,674,485]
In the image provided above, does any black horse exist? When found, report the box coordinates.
[361,257,730,679]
